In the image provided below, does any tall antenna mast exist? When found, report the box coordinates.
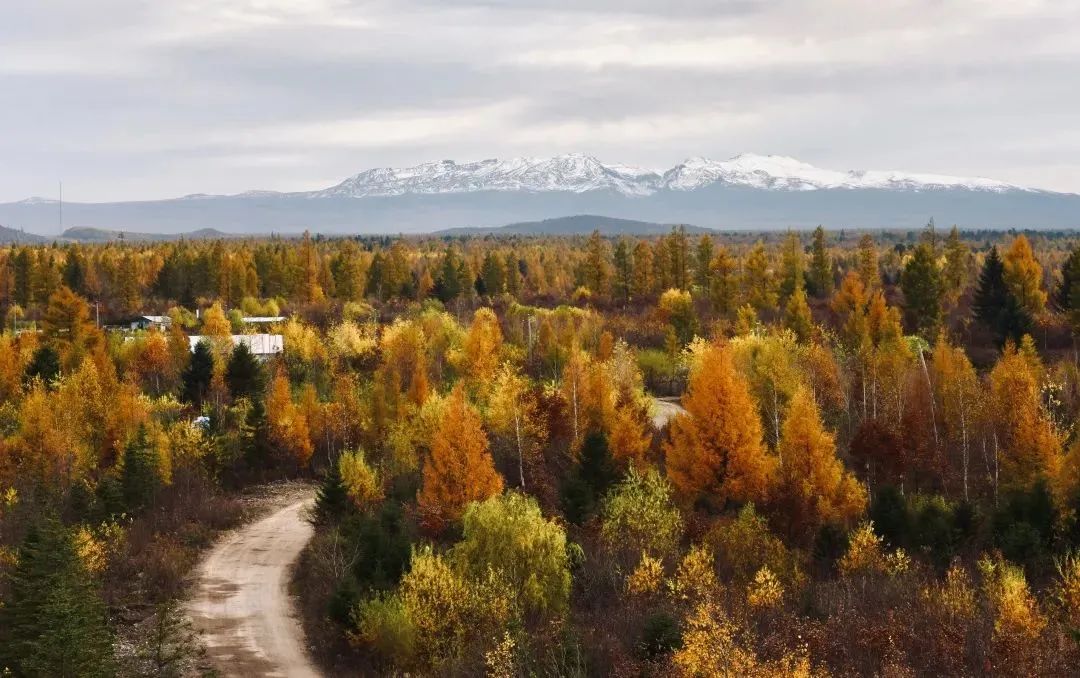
[59,180,63,235]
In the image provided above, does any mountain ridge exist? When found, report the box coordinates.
[3,153,1078,235]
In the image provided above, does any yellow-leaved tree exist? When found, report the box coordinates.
[417,385,503,533]
[664,343,776,509]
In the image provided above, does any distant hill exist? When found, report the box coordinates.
[435,214,709,237]
[60,227,233,242]
[0,224,47,244]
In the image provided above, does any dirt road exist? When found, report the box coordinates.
[188,491,320,678]
[650,396,687,429]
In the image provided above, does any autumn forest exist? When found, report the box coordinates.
[6,224,1080,676]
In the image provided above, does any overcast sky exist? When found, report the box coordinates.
[2,0,1079,202]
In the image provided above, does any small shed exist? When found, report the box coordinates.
[188,334,284,360]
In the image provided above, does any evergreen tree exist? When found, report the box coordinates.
[132,598,203,678]
[1057,245,1080,334]
[578,431,618,498]
[613,239,633,303]
[123,425,161,514]
[479,251,505,298]
[181,340,214,407]
[225,342,264,400]
[900,243,943,337]
[808,226,833,297]
[0,519,115,677]
[23,344,61,386]
[434,246,464,303]
[694,235,714,291]
[243,397,272,470]
[974,247,1032,346]
[313,460,350,525]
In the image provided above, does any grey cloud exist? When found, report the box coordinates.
[0,0,1078,201]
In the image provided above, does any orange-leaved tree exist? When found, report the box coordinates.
[772,387,866,538]
[266,368,314,469]
[664,343,776,509]
[417,385,503,533]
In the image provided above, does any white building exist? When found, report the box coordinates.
[188,334,284,359]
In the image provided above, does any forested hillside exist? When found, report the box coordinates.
[4,224,1080,675]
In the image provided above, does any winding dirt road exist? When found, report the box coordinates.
[188,491,320,678]
[185,400,680,677]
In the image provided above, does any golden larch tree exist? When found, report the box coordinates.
[417,385,503,533]
[664,343,775,509]
[1002,234,1046,316]
[773,387,866,537]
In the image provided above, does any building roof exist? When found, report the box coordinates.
[241,316,286,323]
[188,334,284,355]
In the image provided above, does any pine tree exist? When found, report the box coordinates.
[0,519,115,677]
[123,424,161,514]
[974,247,1032,346]
[181,340,214,407]
[808,226,833,297]
[900,243,943,338]
[225,342,264,401]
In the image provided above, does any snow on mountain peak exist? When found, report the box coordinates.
[318,154,661,198]
[315,153,1031,198]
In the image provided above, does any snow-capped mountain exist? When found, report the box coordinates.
[660,154,1027,193]
[315,153,1035,199]
[315,154,660,198]
[3,152,1077,236]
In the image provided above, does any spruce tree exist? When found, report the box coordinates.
[122,425,161,514]
[974,246,1032,346]
[225,342,264,401]
[23,344,61,387]
[808,226,833,297]
[1056,245,1080,335]
[900,243,943,338]
[181,339,214,407]
[243,396,272,470]
[313,460,350,525]
[0,519,115,677]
